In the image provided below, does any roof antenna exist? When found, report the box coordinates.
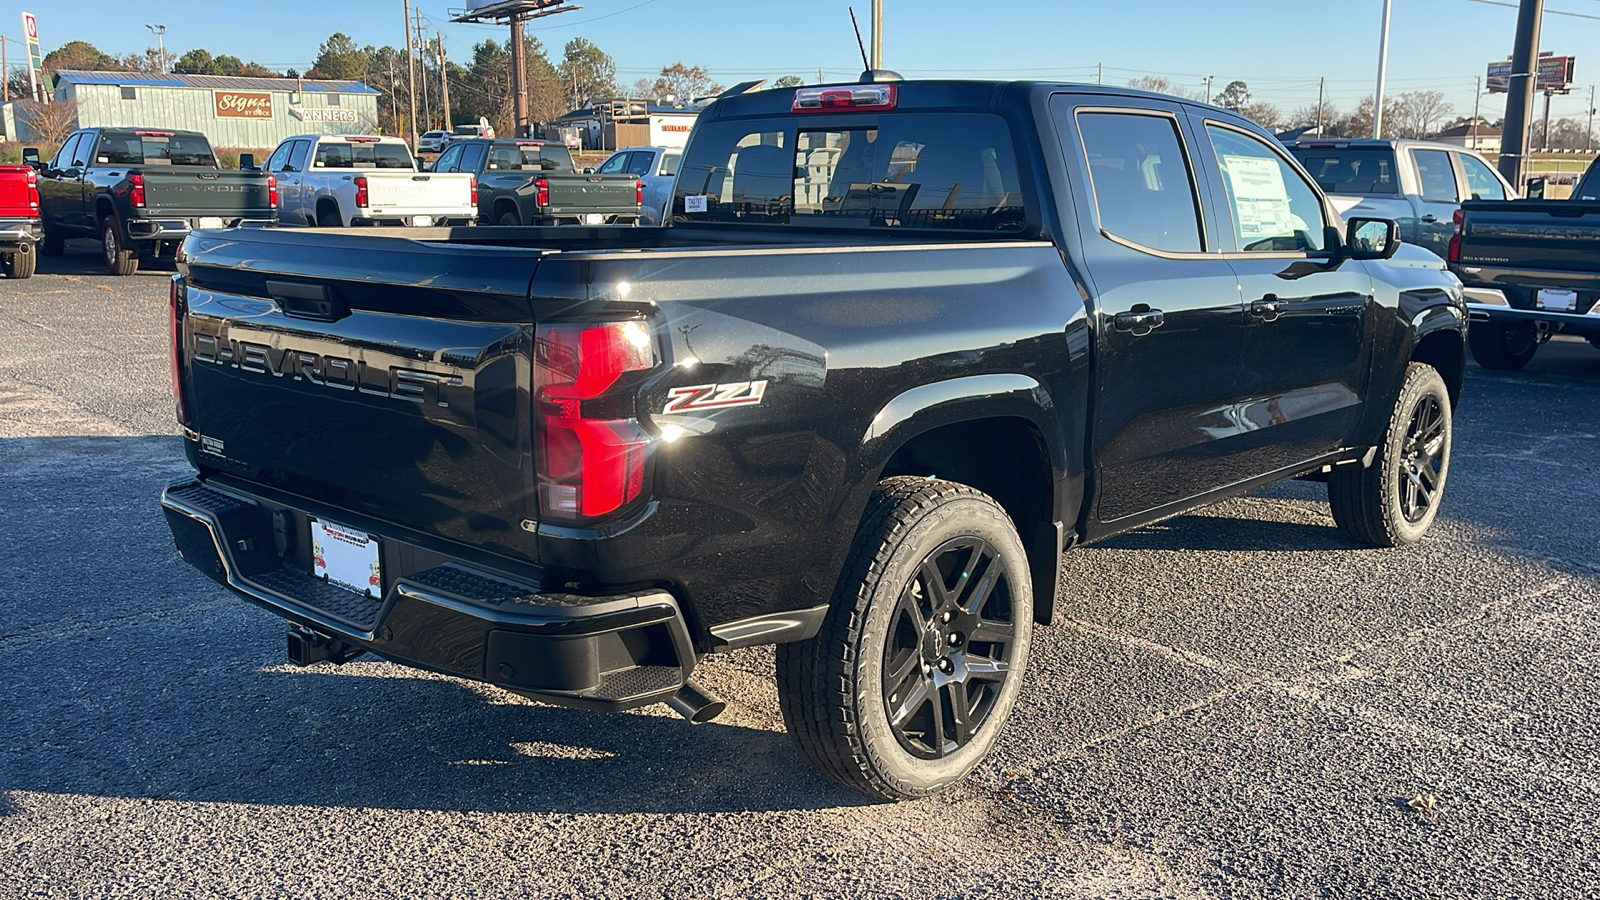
[849,7,871,73]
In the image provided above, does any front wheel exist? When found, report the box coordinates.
[102,217,138,276]
[1468,321,1538,370]
[776,477,1033,800]
[1328,362,1452,547]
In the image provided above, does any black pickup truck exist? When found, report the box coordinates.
[430,137,642,226]
[1451,159,1600,369]
[30,128,275,275]
[160,77,1465,800]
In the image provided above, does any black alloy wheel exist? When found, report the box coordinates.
[1328,362,1452,547]
[881,537,1019,759]
[1396,392,1447,525]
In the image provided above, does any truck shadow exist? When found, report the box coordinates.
[33,239,177,277]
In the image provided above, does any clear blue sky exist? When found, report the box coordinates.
[11,0,1600,122]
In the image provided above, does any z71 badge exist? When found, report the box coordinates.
[663,380,769,414]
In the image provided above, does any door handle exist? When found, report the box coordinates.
[1250,295,1282,322]
[1420,214,1439,223]
[1113,307,1165,336]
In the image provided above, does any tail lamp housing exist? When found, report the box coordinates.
[354,176,369,209]
[26,169,38,212]
[636,179,643,207]
[1447,208,1464,264]
[534,320,656,521]
[130,173,146,208]
[535,177,550,208]
[267,174,278,208]
[168,276,189,427]
[469,175,478,206]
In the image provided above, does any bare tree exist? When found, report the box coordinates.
[653,62,722,100]
[1287,98,1340,133]
[1388,90,1453,138]
[19,99,78,147]
[1128,75,1204,102]
[1240,101,1282,131]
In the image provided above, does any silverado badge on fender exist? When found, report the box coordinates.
[662,380,769,414]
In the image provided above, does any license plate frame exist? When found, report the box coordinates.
[310,518,382,598]
[412,215,434,227]
[583,213,605,226]
[197,216,225,229]
[1536,288,1578,312]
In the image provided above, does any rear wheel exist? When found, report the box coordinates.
[102,216,138,276]
[776,477,1033,800]
[2,245,36,279]
[1468,321,1538,370]
[40,229,64,257]
[496,209,520,226]
[1328,362,1452,547]
[316,203,343,227]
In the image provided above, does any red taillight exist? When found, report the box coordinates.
[354,176,369,208]
[26,169,38,211]
[469,175,478,206]
[168,276,188,427]
[130,173,145,208]
[792,84,897,113]
[534,321,655,520]
[636,179,643,206]
[535,177,549,208]
[1448,208,1464,264]
[267,174,278,208]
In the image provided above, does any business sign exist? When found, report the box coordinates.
[21,11,42,101]
[1487,55,1576,94]
[213,90,273,119]
[289,107,358,123]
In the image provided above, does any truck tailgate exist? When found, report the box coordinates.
[178,228,547,558]
[545,175,640,217]
[1458,199,1600,273]
[144,170,274,216]
[365,171,475,215]
[0,165,35,216]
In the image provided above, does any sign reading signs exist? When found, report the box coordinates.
[1487,55,1576,94]
[290,107,359,123]
[214,90,274,119]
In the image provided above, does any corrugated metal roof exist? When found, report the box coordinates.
[54,70,378,94]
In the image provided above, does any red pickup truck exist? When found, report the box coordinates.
[0,163,41,278]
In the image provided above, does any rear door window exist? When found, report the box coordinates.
[1458,154,1506,200]
[1412,150,1460,203]
[625,152,654,177]
[1076,112,1203,253]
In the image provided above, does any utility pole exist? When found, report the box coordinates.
[1097,62,1103,85]
[1498,0,1544,190]
[1539,90,1552,151]
[145,24,167,73]
[438,31,452,131]
[870,0,882,69]
[417,8,431,132]
[3,38,8,103]
[1317,76,1325,134]
[511,12,528,134]
[403,0,419,150]
[1587,85,1595,153]
[1205,75,1214,105]
[388,57,399,135]
[1373,0,1392,138]
[1470,75,1482,150]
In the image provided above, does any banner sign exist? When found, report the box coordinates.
[290,107,358,123]
[213,90,273,119]
[1487,55,1576,94]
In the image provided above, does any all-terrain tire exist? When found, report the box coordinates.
[102,216,138,276]
[3,245,36,279]
[776,477,1033,801]
[1468,321,1538,370]
[1328,363,1452,547]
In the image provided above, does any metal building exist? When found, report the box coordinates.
[14,70,381,148]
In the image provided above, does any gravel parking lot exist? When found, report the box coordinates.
[3,244,1598,899]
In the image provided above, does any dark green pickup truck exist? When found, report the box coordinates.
[29,128,276,275]
[431,138,642,226]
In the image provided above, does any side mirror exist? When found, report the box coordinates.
[238,153,256,170]
[415,156,427,170]
[1346,217,1400,260]
[583,167,595,174]
[22,147,40,167]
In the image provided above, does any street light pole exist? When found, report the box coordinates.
[1373,0,1392,138]
[145,24,166,73]
[1497,0,1545,191]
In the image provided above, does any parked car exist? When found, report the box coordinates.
[596,146,681,225]
[1450,156,1600,369]
[450,123,493,142]
[0,163,42,278]
[260,134,476,228]
[1288,138,1516,259]
[32,128,276,275]
[161,77,1464,801]
[418,130,451,153]
[433,137,641,225]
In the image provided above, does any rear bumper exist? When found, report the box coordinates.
[536,212,641,226]
[127,217,275,242]
[1467,302,1600,336]
[352,211,478,227]
[160,478,697,712]
[0,218,41,245]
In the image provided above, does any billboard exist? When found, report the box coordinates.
[1487,55,1576,94]
[22,11,42,101]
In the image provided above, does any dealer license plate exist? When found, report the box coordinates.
[412,215,433,227]
[310,518,381,597]
[197,217,225,229]
[584,213,605,225]
[1537,289,1578,312]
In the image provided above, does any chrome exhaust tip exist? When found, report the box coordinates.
[665,681,726,724]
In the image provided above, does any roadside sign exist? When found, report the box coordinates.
[1487,55,1576,94]
[21,11,43,101]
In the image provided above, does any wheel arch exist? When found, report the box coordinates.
[855,374,1073,625]
[1411,323,1465,408]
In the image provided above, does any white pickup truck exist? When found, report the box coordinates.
[260,134,477,228]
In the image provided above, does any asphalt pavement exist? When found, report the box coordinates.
[2,242,1598,899]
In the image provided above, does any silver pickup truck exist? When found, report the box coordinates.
[1288,139,1516,259]
[261,134,477,228]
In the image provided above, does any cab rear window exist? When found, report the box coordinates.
[672,113,1026,232]
[96,132,216,167]
[1289,147,1399,195]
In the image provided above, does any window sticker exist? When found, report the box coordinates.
[1221,154,1294,239]
[684,194,708,213]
